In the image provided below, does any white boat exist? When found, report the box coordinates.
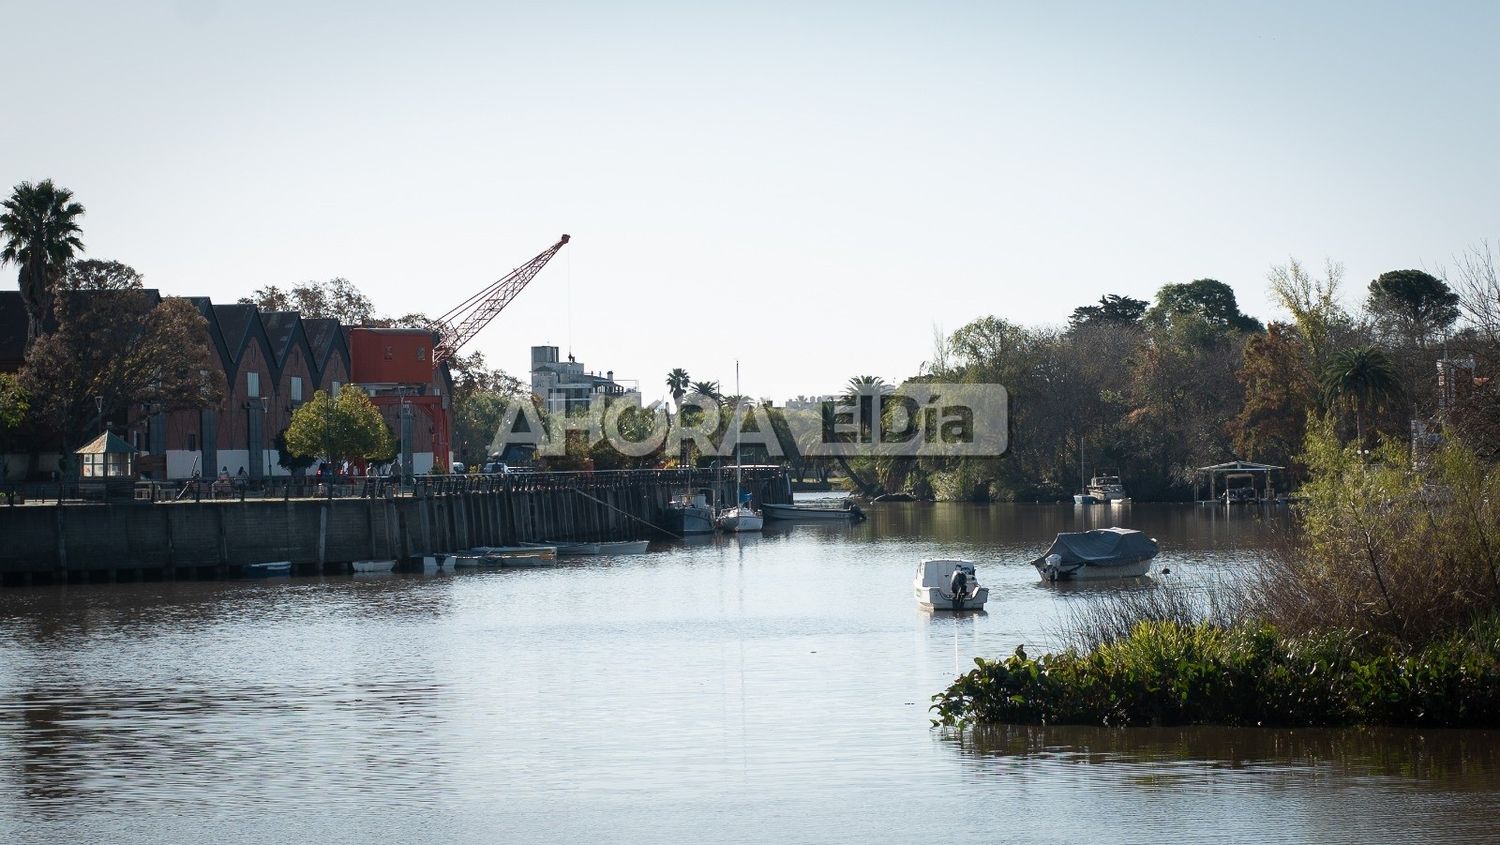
[716,504,763,533]
[549,539,651,556]
[351,559,396,573]
[716,362,763,533]
[244,561,292,577]
[913,559,989,611]
[1073,493,1099,505]
[761,501,865,521]
[476,545,558,567]
[1086,475,1129,502]
[1030,527,1158,581]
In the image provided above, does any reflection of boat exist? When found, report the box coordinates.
[1030,527,1158,581]
[664,492,716,534]
[914,559,989,611]
[1086,475,1129,502]
[351,559,396,573]
[761,501,865,521]
[550,540,651,556]
[245,561,292,577]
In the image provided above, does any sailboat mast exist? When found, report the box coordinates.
[734,360,742,497]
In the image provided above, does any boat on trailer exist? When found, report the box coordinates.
[1030,527,1158,581]
[913,559,989,611]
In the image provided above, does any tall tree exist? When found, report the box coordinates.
[0,179,85,347]
[239,277,377,324]
[1267,258,1350,370]
[284,385,394,469]
[22,292,224,456]
[689,380,721,401]
[1367,269,1460,350]
[1231,322,1316,471]
[1146,278,1264,334]
[1067,294,1148,330]
[666,368,691,409]
[1321,346,1402,446]
[59,259,144,291]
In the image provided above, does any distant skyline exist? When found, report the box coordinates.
[3,1,1497,402]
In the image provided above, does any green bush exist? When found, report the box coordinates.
[932,617,1500,728]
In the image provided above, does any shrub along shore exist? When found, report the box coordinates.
[934,420,1500,728]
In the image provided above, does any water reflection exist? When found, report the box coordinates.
[0,503,1493,845]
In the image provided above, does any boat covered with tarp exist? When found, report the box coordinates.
[1029,527,1158,581]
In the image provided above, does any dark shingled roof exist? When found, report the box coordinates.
[213,304,258,359]
[260,311,301,367]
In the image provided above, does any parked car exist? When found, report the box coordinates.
[451,461,467,474]
[481,461,510,475]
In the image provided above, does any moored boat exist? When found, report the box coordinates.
[1086,475,1129,502]
[761,501,865,522]
[244,561,292,577]
[351,559,396,573]
[913,559,988,611]
[665,492,716,535]
[716,502,763,533]
[1030,527,1158,581]
[549,539,651,556]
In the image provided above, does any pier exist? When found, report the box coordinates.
[0,467,791,585]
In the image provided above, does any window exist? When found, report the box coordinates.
[332,380,342,397]
[187,433,198,452]
[247,372,260,397]
[291,376,303,402]
[416,346,426,361]
[384,346,393,360]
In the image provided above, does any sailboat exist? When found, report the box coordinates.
[1073,435,1098,505]
[716,362,763,533]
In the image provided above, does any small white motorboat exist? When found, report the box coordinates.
[244,561,292,577]
[470,545,558,567]
[549,540,651,556]
[1030,527,1158,581]
[914,559,988,611]
[351,559,397,573]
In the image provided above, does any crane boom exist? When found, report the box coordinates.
[431,234,570,365]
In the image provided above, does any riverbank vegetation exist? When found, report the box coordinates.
[933,419,1500,728]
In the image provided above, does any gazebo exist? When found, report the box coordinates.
[76,431,137,479]
[1194,460,1284,503]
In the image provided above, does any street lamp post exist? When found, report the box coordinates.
[95,395,104,434]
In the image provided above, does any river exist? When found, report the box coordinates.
[1,502,1497,844]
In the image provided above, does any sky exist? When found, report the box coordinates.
[3,0,1497,402]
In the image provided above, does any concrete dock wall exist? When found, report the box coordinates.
[0,467,791,583]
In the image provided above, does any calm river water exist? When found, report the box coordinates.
[2,502,1498,844]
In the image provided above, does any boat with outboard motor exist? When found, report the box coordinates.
[1030,527,1158,581]
[913,559,989,611]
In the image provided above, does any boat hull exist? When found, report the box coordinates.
[717,507,763,532]
[914,586,989,611]
[665,506,716,534]
[244,561,291,577]
[761,502,857,521]
[1034,559,1152,581]
[351,559,396,573]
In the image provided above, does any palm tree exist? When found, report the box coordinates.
[1,180,86,347]
[1321,346,1402,445]
[689,380,721,402]
[665,368,691,409]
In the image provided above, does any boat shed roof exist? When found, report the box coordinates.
[75,431,136,455]
[1195,460,1284,474]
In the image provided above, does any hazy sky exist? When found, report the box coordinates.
[4,1,1497,402]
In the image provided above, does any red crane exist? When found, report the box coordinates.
[431,234,570,365]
